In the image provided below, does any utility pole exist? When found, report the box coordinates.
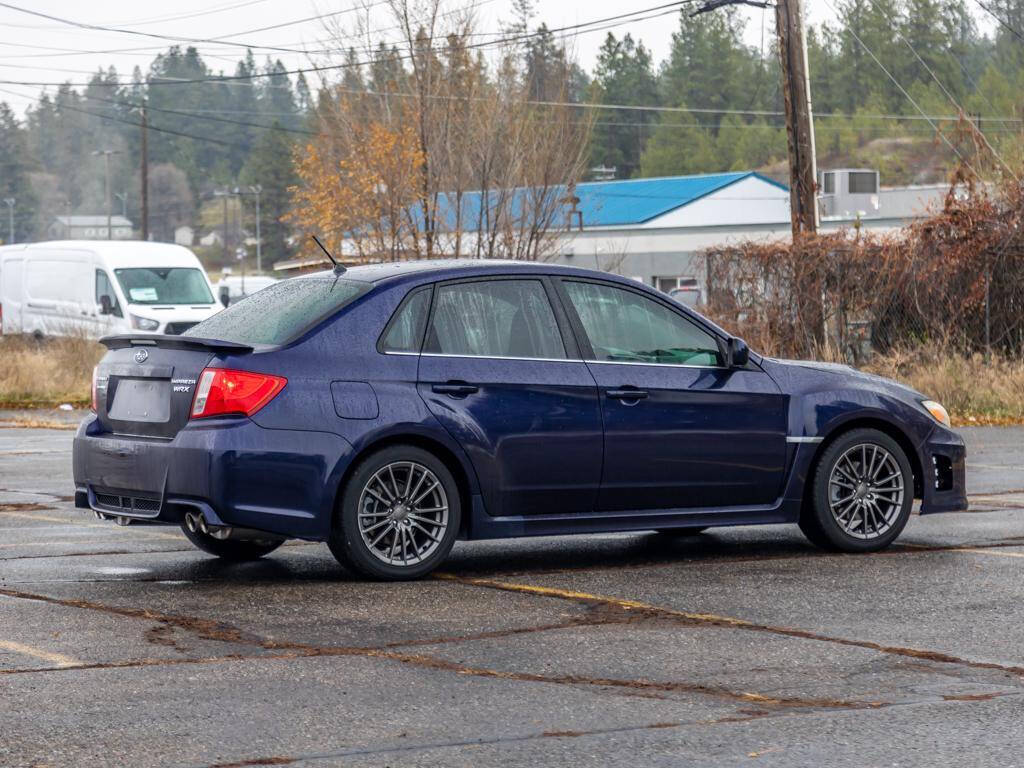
[775,0,817,235]
[252,185,262,273]
[92,149,121,239]
[695,0,818,237]
[214,189,230,263]
[141,102,149,241]
[234,185,262,272]
[2,198,14,244]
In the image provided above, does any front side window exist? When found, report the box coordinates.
[115,267,214,305]
[425,280,566,359]
[381,287,431,353]
[95,269,122,317]
[563,280,721,366]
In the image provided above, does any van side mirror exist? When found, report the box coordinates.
[727,337,749,368]
[99,294,113,315]
[219,287,230,308]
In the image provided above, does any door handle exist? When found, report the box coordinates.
[432,382,479,397]
[606,388,648,400]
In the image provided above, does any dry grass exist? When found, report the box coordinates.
[864,349,1024,426]
[0,334,1021,424]
[0,335,104,407]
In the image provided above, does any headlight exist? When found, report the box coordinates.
[130,314,160,331]
[921,400,951,428]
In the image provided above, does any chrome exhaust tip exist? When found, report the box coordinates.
[209,526,232,541]
[184,511,200,533]
[114,516,132,527]
[94,510,109,521]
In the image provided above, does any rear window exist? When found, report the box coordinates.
[185,277,370,346]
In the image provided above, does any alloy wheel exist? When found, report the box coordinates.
[357,461,450,567]
[827,443,905,539]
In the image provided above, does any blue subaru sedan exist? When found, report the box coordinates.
[73,261,967,579]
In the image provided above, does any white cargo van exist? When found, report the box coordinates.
[0,241,220,338]
[213,274,278,307]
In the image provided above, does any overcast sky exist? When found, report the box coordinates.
[0,0,995,117]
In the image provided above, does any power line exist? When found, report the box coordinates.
[820,0,983,181]
[863,0,1018,180]
[0,1,333,56]
[0,2,698,88]
[82,92,317,136]
[975,0,1024,43]
[0,84,246,147]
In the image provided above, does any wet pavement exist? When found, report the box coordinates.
[1,414,1023,767]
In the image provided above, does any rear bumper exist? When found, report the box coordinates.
[919,427,968,514]
[73,414,353,539]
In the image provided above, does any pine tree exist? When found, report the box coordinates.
[588,33,660,178]
[0,103,38,243]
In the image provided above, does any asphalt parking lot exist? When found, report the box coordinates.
[2,411,1024,767]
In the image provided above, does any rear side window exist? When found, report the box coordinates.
[380,287,431,353]
[186,277,370,346]
[425,279,566,359]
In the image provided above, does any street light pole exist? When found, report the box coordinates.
[251,185,262,272]
[92,149,122,239]
[2,198,14,244]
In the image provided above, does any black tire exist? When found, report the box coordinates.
[181,524,283,561]
[328,445,461,581]
[655,527,707,537]
[799,428,914,552]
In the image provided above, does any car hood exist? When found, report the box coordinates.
[762,357,929,404]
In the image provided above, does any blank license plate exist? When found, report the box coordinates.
[109,379,170,423]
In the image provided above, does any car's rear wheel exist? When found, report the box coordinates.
[329,446,461,580]
[800,428,914,552]
[181,524,283,561]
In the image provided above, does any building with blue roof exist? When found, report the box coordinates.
[277,169,948,302]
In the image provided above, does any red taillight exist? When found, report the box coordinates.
[91,366,98,412]
[190,368,287,419]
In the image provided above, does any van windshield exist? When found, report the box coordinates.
[115,267,214,305]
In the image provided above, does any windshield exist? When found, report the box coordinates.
[185,276,370,346]
[115,267,214,305]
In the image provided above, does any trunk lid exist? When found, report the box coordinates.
[95,334,252,439]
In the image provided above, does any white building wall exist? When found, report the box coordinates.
[637,176,790,228]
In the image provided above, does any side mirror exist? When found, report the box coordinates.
[219,287,230,308]
[727,337,749,368]
[99,294,113,315]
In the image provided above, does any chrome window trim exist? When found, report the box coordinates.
[419,352,577,363]
[583,358,728,371]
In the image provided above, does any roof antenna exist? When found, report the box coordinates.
[311,234,346,275]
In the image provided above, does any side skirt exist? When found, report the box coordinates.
[464,494,802,541]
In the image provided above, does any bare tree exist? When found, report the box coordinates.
[289,0,592,262]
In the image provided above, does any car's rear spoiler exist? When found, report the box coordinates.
[99,334,254,353]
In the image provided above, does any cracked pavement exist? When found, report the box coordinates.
[1,415,1024,767]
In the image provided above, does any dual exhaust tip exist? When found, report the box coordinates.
[97,506,279,544]
[184,510,232,540]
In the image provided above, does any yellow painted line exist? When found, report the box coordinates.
[435,573,756,628]
[0,640,81,668]
[954,548,1024,559]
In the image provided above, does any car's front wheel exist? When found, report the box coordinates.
[800,428,914,552]
[329,446,461,580]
